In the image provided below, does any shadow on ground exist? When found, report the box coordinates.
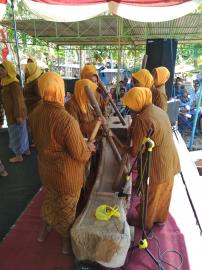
[0,128,41,241]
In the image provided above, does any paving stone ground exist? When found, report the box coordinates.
[180,129,202,151]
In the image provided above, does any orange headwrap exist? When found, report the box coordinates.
[38,72,65,105]
[132,69,153,89]
[121,87,152,113]
[74,79,98,113]
[153,66,170,87]
[80,64,98,80]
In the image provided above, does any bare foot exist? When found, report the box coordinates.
[62,237,72,255]
[37,223,51,242]
[156,222,165,227]
[23,149,31,156]
[0,170,8,177]
[9,155,23,163]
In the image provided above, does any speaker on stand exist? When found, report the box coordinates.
[146,38,178,99]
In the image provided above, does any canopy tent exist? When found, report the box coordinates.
[0,0,201,22]
[21,0,200,23]
[2,13,202,46]
[0,1,201,169]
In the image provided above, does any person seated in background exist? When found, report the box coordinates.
[132,69,153,90]
[152,66,170,112]
[65,79,103,140]
[119,87,126,99]
[64,91,72,105]
[109,85,116,100]
[190,81,200,109]
[173,78,184,97]
[29,72,95,254]
[179,89,191,110]
[119,80,125,91]
[117,87,128,116]
[123,76,132,91]
[121,87,180,230]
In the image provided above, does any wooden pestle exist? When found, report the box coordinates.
[98,80,126,126]
[85,85,128,174]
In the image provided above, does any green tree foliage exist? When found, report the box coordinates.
[176,44,202,70]
[3,0,201,74]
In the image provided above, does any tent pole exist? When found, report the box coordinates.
[116,17,122,104]
[10,0,22,87]
[189,83,202,150]
[57,45,59,71]
[79,46,82,73]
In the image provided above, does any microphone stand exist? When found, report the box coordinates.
[122,129,165,270]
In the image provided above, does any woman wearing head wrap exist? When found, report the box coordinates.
[29,72,95,254]
[132,69,154,89]
[152,66,170,111]
[80,64,108,115]
[65,79,100,139]
[0,61,30,163]
[122,87,180,230]
[23,62,43,114]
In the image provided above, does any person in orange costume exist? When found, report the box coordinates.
[152,66,170,112]
[80,64,109,115]
[122,87,180,230]
[65,78,104,139]
[29,72,96,254]
[132,69,154,89]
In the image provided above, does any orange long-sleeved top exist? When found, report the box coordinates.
[152,85,168,112]
[29,101,91,195]
[130,104,180,185]
[65,96,97,139]
[1,81,27,125]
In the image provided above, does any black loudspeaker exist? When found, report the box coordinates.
[63,78,79,94]
[146,38,178,99]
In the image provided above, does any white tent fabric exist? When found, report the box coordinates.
[0,1,6,21]
[21,0,200,23]
[22,1,108,22]
[110,1,198,22]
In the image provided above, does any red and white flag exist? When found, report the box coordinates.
[0,1,200,22]
[21,0,200,22]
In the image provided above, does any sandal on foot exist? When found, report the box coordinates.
[9,156,23,163]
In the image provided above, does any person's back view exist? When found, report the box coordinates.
[29,72,95,254]
[152,66,170,112]
[122,87,180,230]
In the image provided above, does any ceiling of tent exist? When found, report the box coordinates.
[1,13,202,46]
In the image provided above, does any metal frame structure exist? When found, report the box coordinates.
[2,11,202,148]
[1,13,202,47]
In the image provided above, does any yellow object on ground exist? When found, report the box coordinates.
[95,204,120,221]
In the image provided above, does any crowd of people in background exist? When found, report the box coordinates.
[2,58,201,255]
